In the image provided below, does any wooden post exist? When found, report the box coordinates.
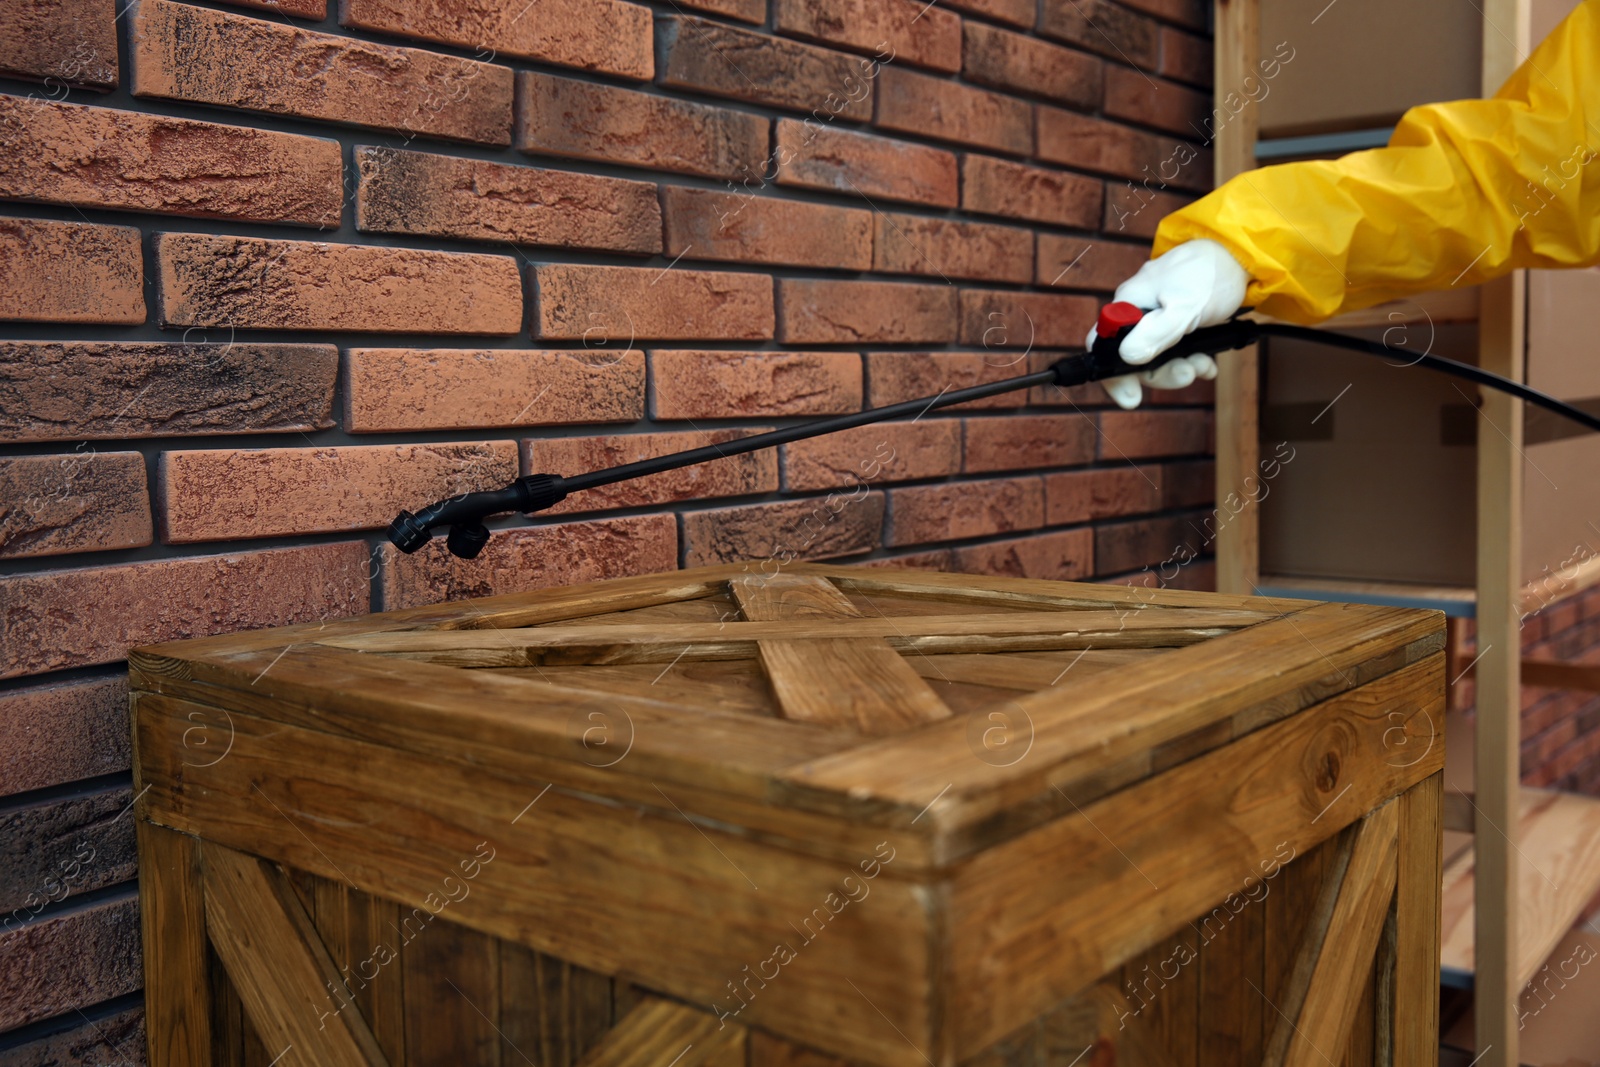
[137,821,213,1066]
[1393,773,1443,1065]
[1211,0,1261,595]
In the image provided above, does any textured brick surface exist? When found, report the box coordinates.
[380,514,677,610]
[964,414,1097,473]
[1099,409,1212,459]
[346,349,644,432]
[218,0,326,15]
[682,492,885,566]
[1122,0,1207,29]
[0,1003,146,1067]
[132,0,513,145]
[1104,183,1194,238]
[0,218,143,325]
[953,527,1094,581]
[1037,234,1152,290]
[943,0,1033,25]
[0,97,341,226]
[0,892,140,1032]
[662,187,873,270]
[0,453,152,560]
[0,676,130,797]
[526,430,777,514]
[652,351,861,418]
[161,442,518,542]
[1037,106,1211,191]
[876,66,1032,154]
[0,543,369,678]
[1038,0,1159,68]
[873,214,1033,283]
[1160,459,1215,509]
[156,234,522,333]
[0,786,137,914]
[888,477,1044,546]
[341,0,653,79]
[0,0,117,88]
[1161,27,1212,87]
[958,290,1099,349]
[0,342,336,443]
[1105,68,1211,136]
[659,16,874,120]
[778,279,956,344]
[785,421,961,490]
[866,351,1027,410]
[517,72,768,181]
[961,155,1103,228]
[961,22,1102,111]
[1095,514,1202,574]
[1046,465,1164,524]
[678,0,766,21]
[773,0,960,72]
[774,119,957,207]
[357,147,660,253]
[534,265,773,341]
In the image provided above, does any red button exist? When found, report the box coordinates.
[1096,301,1144,338]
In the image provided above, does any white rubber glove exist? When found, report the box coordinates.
[1086,239,1250,410]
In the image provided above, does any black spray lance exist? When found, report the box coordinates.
[389,302,1600,560]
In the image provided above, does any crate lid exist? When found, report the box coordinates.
[130,562,1444,868]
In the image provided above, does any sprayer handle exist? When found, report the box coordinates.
[1050,303,1259,388]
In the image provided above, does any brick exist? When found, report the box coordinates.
[1094,513,1203,574]
[943,0,1033,27]
[866,351,1026,410]
[652,350,861,418]
[0,1003,145,1066]
[1160,26,1211,87]
[0,342,336,444]
[952,528,1094,581]
[1104,182,1194,238]
[1038,106,1211,191]
[876,66,1032,154]
[889,477,1044,546]
[959,290,1099,348]
[860,548,953,571]
[1045,465,1163,524]
[516,72,767,181]
[0,453,151,560]
[0,218,142,325]
[534,264,773,341]
[773,0,960,72]
[962,155,1103,228]
[784,420,961,491]
[342,0,651,79]
[1159,459,1214,509]
[0,542,367,679]
[678,0,766,21]
[1099,409,1211,459]
[0,97,341,227]
[1109,554,1214,592]
[0,785,136,914]
[1037,234,1150,290]
[774,118,956,207]
[962,22,1102,111]
[1121,0,1207,29]
[0,0,117,88]
[778,279,956,344]
[357,147,659,254]
[160,443,519,542]
[661,187,872,270]
[1105,67,1210,136]
[964,414,1096,473]
[131,0,512,145]
[156,234,522,334]
[217,0,325,16]
[683,492,885,566]
[659,16,874,120]
[526,430,777,514]
[874,214,1032,284]
[0,892,140,1031]
[346,349,644,433]
[0,676,129,797]
[380,514,677,611]
[1038,0,1159,69]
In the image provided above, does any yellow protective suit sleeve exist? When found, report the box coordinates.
[1153,0,1600,323]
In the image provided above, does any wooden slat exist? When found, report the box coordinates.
[902,649,1161,691]
[576,998,745,1067]
[403,915,501,1066]
[137,822,213,1066]
[1270,801,1399,1067]
[1393,773,1442,1067]
[344,891,406,1065]
[1262,826,1357,1067]
[942,654,1444,1058]
[819,566,1307,613]
[201,843,389,1067]
[1197,871,1265,1064]
[729,574,952,735]
[747,1030,854,1066]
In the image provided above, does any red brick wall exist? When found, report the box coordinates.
[0,0,1215,1058]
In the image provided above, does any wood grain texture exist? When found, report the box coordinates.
[137,822,213,1066]
[728,574,952,735]
[201,843,390,1067]
[577,997,745,1067]
[403,914,501,1066]
[1392,773,1442,1066]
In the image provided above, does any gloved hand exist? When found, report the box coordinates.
[1086,239,1250,409]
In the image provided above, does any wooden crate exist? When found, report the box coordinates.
[130,563,1448,1067]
